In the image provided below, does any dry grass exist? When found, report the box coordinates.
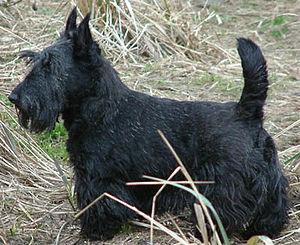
[0,101,76,244]
[76,0,217,62]
[0,0,299,244]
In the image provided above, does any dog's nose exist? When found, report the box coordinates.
[8,93,19,104]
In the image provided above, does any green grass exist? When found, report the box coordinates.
[284,152,300,165]
[36,122,68,161]
[193,73,221,86]
[193,73,241,97]
[144,62,160,72]
[1,94,14,107]
[262,15,289,39]
[10,217,23,237]
[121,224,132,234]
[273,15,285,26]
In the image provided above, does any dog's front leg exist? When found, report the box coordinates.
[74,165,138,240]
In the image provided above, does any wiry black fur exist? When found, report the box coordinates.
[9,8,289,241]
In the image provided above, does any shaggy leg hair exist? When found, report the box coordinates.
[9,8,289,241]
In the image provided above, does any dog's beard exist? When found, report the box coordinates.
[15,105,30,129]
[14,100,59,133]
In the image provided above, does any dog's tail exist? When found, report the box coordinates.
[237,38,268,121]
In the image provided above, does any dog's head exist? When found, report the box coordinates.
[8,8,101,133]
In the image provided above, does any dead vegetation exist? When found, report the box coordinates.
[0,0,299,244]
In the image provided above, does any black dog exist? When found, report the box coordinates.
[8,8,289,241]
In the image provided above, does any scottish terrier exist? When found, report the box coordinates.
[8,8,289,241]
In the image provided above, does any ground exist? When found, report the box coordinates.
[0,0,299,244]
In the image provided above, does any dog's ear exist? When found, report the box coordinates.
[76,13,92,49]
[66,7,77,33]
[72,12,93,57]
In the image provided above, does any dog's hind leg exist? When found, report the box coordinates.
[242,140,289,239]
[191,175,256,240]
[242,174,289,239]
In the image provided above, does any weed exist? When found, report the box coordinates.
[144,63,160,72]
[193,73,220,86]
[273,16,285,26]
[121,224,132,234]
[37,123,68,161]
[10,217,22,237]
[262,15,289,39]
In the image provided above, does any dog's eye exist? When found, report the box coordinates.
[41,52,51,67]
